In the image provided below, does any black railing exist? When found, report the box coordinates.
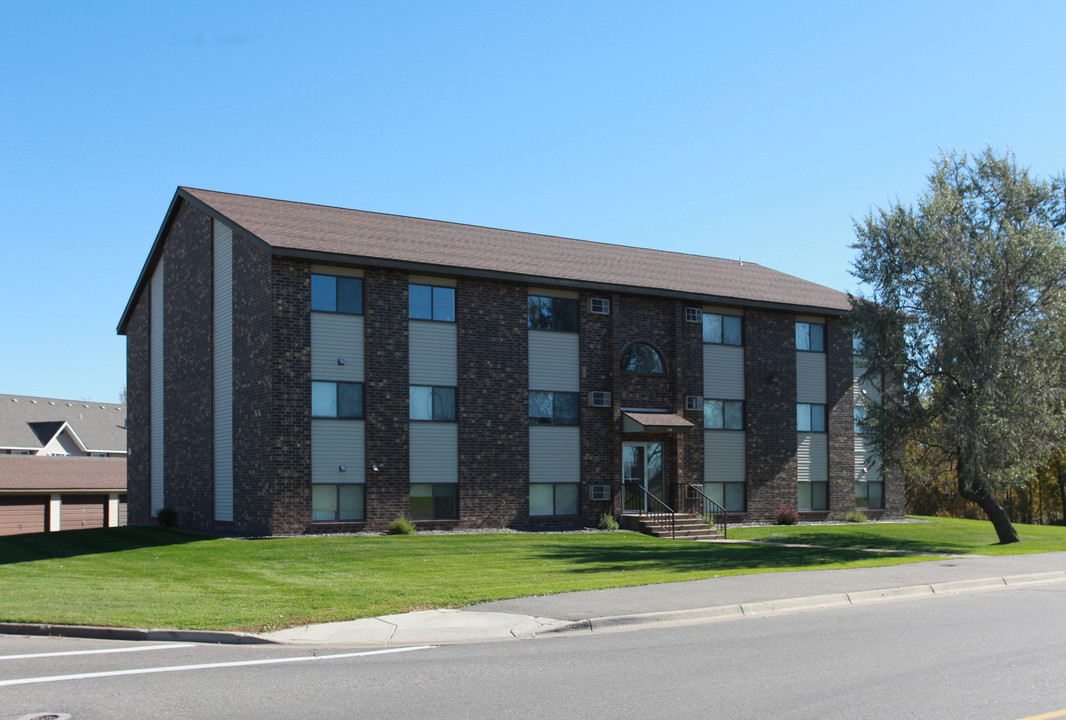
[682,484,729,538]
[623,483,676,539]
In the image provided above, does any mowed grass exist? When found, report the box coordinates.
[1,526,937,632]
[729,516,1066,555]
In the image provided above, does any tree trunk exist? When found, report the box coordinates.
[957,459,1020,544]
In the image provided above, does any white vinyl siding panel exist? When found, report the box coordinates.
[854,441,882,482]
[529,425,580,483]
[312,420,366,484]
[312,314,365,382]
[528,331,579,392]
[796,352,827,403]
[704,431,745,483]
[410,423,458,483]
[150,260,164,516]
[703,344,745,399]
[797,432,828,483]
[108,493,120,528]
[49,494,62,532]
[409,321,457,385]
[853,359,882,404]
[213,220,234,522]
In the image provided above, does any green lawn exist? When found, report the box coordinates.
[729,516,1066,555]
[1,526,935,632]
[2,518,1062,633]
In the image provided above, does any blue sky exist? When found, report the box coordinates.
[2,1,1064,403]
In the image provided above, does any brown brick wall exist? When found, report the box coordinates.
[162,201,214,530]
[826,317,856,519]
[744,310,798,520]
[267,258,312,533]
[580,292,619,522]
[363,269,410,530]
[231,230,274,535]
[125,281,151,525]
[457,278,528,527]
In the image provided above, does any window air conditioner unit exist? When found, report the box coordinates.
[590,297,610,315]
[685,307,703,323]
[589,484,611,501]
[588,391,611,408]
[686,395,702,411]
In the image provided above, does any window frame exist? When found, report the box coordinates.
[529,482,580,517]
[311,483,365,522]
[410,483,458,520]
[855,479,885,510]
[409,283,456,322]
[795,321,826,352]
[703,399,744,430]
[527,295,578,332]
[798,480,829,511]
[311,274,363,315]
[702,313,743,346]
[703,481,745,513]
[311,380,365,419]
[528,390,580,426]
[620,343,665,375]
[797,403,827,432]
[409,385,457,422]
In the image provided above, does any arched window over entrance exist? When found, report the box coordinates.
[621,343,665,374]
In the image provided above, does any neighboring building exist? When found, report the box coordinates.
[116,187,901,536]
[0,394,127,535]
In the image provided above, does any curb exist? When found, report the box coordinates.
[0,622,277,645]
[539,570,1066,638]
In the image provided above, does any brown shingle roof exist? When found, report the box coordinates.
[0,456,126,492]
[120,187,853,334]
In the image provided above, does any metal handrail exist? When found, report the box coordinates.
[624,483,676,539]
[684,483,729,538]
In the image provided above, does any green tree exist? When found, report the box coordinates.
[849,148,1066,543]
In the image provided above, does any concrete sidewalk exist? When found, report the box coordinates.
[6,550,1066,648]
[262,550,1066,647]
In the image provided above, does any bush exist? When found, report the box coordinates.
[387,516,416,535]
[773,505,799,525]
[598,512,619,531]
[845,510,868,523]
[155,506,177,527]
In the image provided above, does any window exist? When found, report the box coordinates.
[854,405,867,434]
[411,484,457,520]
[409,284,455,322]
[799,481,828,511]
[312,484,364,522]
[704,482,745,512]
[590,297,610,315]
[312,381,364,419]
[528,296,577,332]
[703,313,742,345]
[311,274,363,314]
[620,343,664,374]
[797,403,826,432]
[855,478,884,510]
[410,386,457,421]
[703,399,743,430]
[796,321,825,352]
[529,391,579,425]
[530,483,579,516]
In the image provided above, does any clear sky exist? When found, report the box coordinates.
[2,0,1063,403]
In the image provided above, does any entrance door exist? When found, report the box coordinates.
[622,442,664,513]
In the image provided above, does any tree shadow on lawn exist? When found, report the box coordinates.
[739,530,984,555]
[0,526,210,565]
[534,540,901,575]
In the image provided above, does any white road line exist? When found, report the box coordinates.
[0,644,194,661]
[0,645,435,687]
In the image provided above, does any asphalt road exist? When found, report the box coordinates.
[3,582,1066,720]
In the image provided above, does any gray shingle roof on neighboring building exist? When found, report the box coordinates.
[0,395,127,454]
[119,187,854,334]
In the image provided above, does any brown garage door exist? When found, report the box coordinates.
[0,496,48,536]
[61,494,106,531]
